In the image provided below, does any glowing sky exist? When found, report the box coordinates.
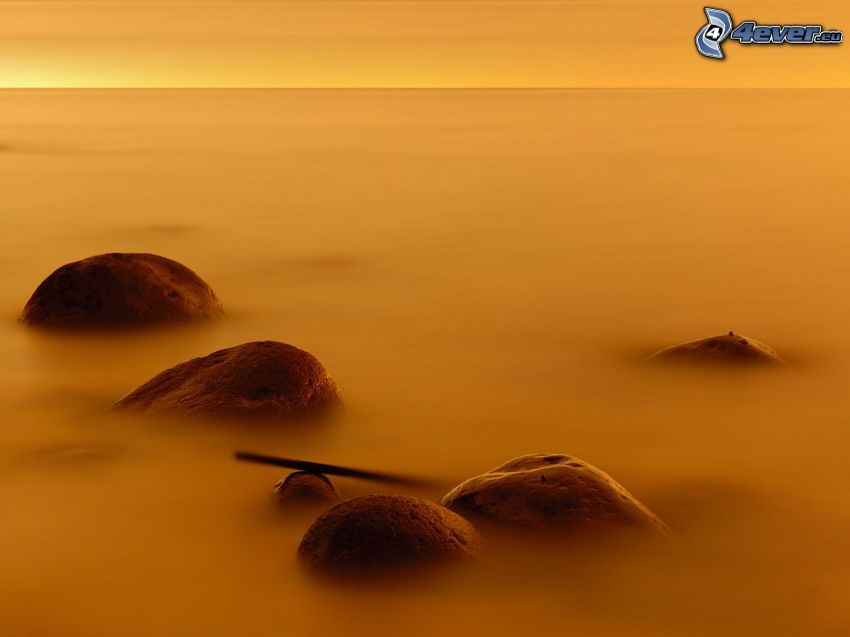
[1,1,848,88]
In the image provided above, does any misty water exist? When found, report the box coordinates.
[1,89,849,636]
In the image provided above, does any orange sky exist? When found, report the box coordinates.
[1,1,848,88]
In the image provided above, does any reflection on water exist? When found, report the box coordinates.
[1,89,850,637]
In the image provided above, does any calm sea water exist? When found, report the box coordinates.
[1,89,849,637]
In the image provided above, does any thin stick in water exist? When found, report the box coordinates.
[234,451,436,487]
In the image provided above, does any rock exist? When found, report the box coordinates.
[114,341,341,421]
[648,331,785,366]
[273,471,339,508]
[441,454,669,537]
[298,495,483,575]
[21,444,115,470]
[21,253,223,328]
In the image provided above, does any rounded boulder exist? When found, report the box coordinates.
[648,332,785,366]
[21,253,223,328]
[114,341,341,422]
[441,454,669,537]
[298,495,482,575]
[273,472,340,508]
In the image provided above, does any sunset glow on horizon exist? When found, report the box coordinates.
[2,0,849,88]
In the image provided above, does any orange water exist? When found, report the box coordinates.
[1,89,849,637]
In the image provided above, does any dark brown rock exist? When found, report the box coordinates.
[298,495,482,575]
[21,253,222,328]
[648,332,785,366]
[273,472,339,508]
[441,454,669,537]
[114,341,341,421]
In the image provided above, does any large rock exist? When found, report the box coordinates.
[441,454,669,537]
[273,471,340,508]
[21,253,222,328]
[114,341,341,421]
[298,495,482,575]
[648,331,785,366]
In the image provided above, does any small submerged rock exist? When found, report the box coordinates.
[20,443,116,470]
[21,253,223,328]
[273,471,339,508]
[648,331,785,366]
[114,341,341,422]
[441,454,669,537]
[298,495,482,575]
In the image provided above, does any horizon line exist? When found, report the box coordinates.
[2,86,849,91]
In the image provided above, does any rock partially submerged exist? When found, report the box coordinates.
[114,341,341,422]
[648,331,785,366]
[298,495,482,575]
[273,471,339,508]
[21,253,222,328]
[441,454,669,537]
